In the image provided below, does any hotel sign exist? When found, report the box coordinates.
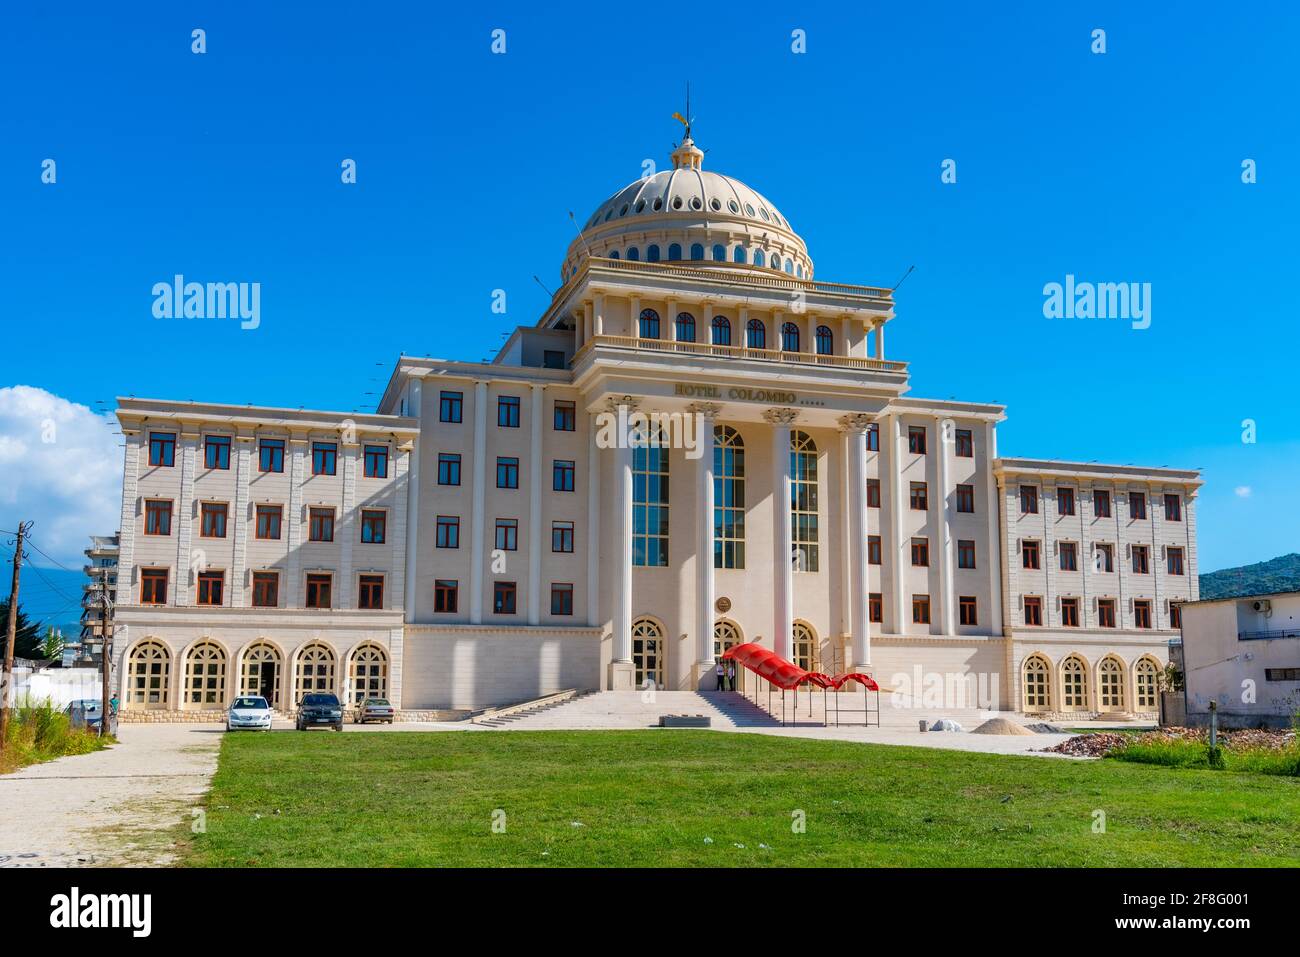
[674,383,797,404]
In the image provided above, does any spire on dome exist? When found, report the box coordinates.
[670,83,703,170]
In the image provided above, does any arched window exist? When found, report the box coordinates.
[1061,656,1089,711]
[815,325,833,355]
[638,308,660,340]
[126,640,171,709]
[184,641,227,708]
[667,243,682,261]
[609,249,619,260]
[712,244,726,262]
[732,246,747,264]
[711,316,732,346]
[632,424,669,566]
[753,250,766,267]
[796,264,804,278]
[745,318,766,349]
[626,247,640,261]
[1134,658,1159,710]
[714,426,745,569]
[675,312,696,343]
[632,618,665,690]
[791,622,819,673]
[348,645,389,707]
[791,431,819,572]
[781,322,800,352]
[294,644,337,702]
[646,244,661,263]
[713,620,742,662]
[1098,657,1126,711]
[690,243,705,261]
[783,258,794,274]
[1022,655,1051,712]
[240,642,282,707]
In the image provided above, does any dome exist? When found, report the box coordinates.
[562,137,813,283]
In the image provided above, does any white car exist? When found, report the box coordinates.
[227,695,273,731]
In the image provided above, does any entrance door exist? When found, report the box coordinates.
[258,662,276,705]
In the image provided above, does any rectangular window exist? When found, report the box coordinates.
[494,519,518,551]
[259,438,285,473]
[791,439,818,572]
[909,482,928,511]
[1020,485,1039,514]
[912,594,931,624]
[312,442,337,476]
[550,583,574,616]
[957,539,976,569]
[255,504,283,540]
[552,521,575,553]
[1167,546,1185,575]
[363,445,389,478]
[1096,543,1115,572]
[436,515,460,549]
[1132,545,1149,574]
[1170,602,1182,629]
[1093,489,1111,518]
[496,456,519,489]
[1129,491,1147,520]
[305,573,333,609]
[869,593,883,623]
[868,535,881,565]
[358,574,384,610]
[439,391,463,423]
[309,507,335,543]
[140,568,168,605]
[144,499,172,536]
[434,579,458,613]
[1098,598,1117,628]
[437,453,462,486]
[148,432,176,467]
[197,570,224,606]
[360,509,386,544]
[1264,668,1300,681]
[1056,597,1078,627]
[634,443,670,567]
[908,426,927,455]
[866,424,879,452]
[554,401,576,431]
[911,537,929,567]
[200,502,228,538]
[1021,539,1040,569]
[959,595,978,626]
[1057,487,1075,516]
[1023,596,1043,626]
[251,571,279,608]
[1164,494,1182,521]
[204,435,231,470]
[497,396,521,428]
[956,484,975,513]
[493,581,517,615]
[955,429,973,458]
[543,350,565,370]
[1059,541,1078,571]
[1134,599,1153,629]
[866,479,880,508]
[553,460,575,492]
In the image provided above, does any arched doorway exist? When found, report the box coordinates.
[125,640,171,710]
[1021,655,1052,713]
[791,622,819,673]
[294,644,337,704]
[183,641,227,709]
[240,642,283,707]
[1098,656,1127,713]
[631,618,665,691]
[1134,657,1160,711]
[1060,656,1089,713]
[348,645,389,707]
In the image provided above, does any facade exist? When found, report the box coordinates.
[111,132,1201,719]
[1181,591,1300,728]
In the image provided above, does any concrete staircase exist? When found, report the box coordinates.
[473,690,596,727]
[478,690,782,730]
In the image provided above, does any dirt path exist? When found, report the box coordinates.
[0,724,222,867]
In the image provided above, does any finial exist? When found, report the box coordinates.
[670,84,703,170]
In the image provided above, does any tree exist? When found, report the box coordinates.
[42,627,64,662]
[0,598,44,660]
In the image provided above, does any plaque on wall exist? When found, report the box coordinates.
[715,596,732,613]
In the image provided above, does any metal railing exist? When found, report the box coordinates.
[572,334,907,374]
[1238,627,1300,641]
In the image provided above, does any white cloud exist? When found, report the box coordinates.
[1234,485,1252,498]
[0,386,121,567]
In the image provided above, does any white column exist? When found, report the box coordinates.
[690,403,721,686]
[607,398,637,689]
[841,316,852,357]
[875,322,885,360]
[527,383,544,624]
[984,422,1004,635]
[337,441,359,610]
[175,430,199,605]
[117,431,141,607]
[630,296,640,343]
[469,380,488,624]
[883,413,906,633]
[936,415,954,634]
[841,415,873,669]
[667,299,678,342]
[402,380,423,622]
[593,293,604,336]
[586,412,601,626]
[231,435,253,607]
[764,407,798,659]
[286,437,307,606]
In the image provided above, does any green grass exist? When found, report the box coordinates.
[1110,738,1300,776]
[0,699,113,775]
[185,730,1300,867]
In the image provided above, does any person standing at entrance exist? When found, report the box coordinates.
[715,660,726,691]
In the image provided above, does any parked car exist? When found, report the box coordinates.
[296,693,344,731]
[227,695,272,731]
[66,698,102,730]
[355,697,395,724]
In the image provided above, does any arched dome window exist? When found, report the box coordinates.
[609,249,619,260]
[745,318,766,349]
[638,308,660,340]
[675,312,696,343]
[784,258,794,274]
[690,243,705,261]
[753,249,766,268]
[732,246,747,264]
[712,244,726,262]
[711,316,731,346]
[796,264,804,278]
[815,325,833,355]
[781,322,800,352]
[647,244,661,263]
[668,243,682,261]
[626,247,639,261]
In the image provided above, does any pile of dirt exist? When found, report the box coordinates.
[970,717,1036,736]
[1044,733,1131,757]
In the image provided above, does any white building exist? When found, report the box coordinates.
[111,132,1201,720]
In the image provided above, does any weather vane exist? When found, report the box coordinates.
[671,82,694,141]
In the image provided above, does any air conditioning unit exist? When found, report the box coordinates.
[1252,600,1272,614]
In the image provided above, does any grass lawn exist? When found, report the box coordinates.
[184,730,1300,867]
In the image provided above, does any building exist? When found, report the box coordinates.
[76,533,119,667]
[110,129,1201,720]
[1180,591,1300,728]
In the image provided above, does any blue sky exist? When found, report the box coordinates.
[2,1,1298,579]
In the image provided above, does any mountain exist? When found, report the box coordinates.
[1199,553,1300,601]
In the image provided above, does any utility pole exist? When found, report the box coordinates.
[1,521,32,752]
[97,565,113,737]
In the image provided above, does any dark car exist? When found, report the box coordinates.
[296,693,344,731]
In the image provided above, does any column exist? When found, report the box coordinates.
[630,296,640,343]
[667,299,678,342]
[527,383,544,624]
[764,407,798,659]
[117,430,141,607]
[841,316,852,358]
[469,380,488,624]
[689,403,722,687]
[875,321,885,360]
[286,436,307,606]
[593,293,604,336]
[231,434,253,607]
[174,429,199,604]
[840,415,873,669]
[607,397,637,689]
[881,413,906,633]
[586,412,601,625]
[337,440,359,609]
[936,415,954,634]
[402,379,423,621]
[984,421,1004,635]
